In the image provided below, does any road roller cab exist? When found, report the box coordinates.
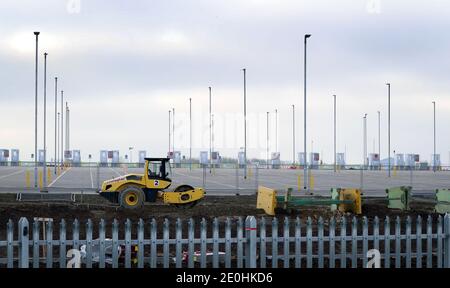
[99,158,204,209]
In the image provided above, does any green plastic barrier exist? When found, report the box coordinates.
[386,186,412,211]
[435,189,450,214]
[271,187,361,214]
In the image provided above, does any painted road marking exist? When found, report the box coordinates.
[0,168,24,180]
[0,167,21,175]
[48,167,71,187]
[110,167,122,177]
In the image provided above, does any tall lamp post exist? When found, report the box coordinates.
[43,52,48,189]
[168,110,171,156]
[377,111,381,169]
[303,33,311,191]
[275,109,278,153]
[242,69,247,179]
[209,87,212,174]
[172,108,175,154]
[189,97,192,171]
[54,77,58,174]
[333,95,337,173]
[57,112,60,167]
[61,90,64,167]
[363,114,368,168]
[292,104,295,165]
[266,111,269,169]
[33,31,40,188]
[433,101,436,172]
[386,83,391,177]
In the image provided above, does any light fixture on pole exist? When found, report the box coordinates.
[189,97,192,171]
[54,77,58,174]
[208,87,212,174]
[212,114,215,154]
[377,110,381,169]
[65,102,69,157]
[168,110,171,156]
[172,108,175,155]
[292,104,295,165]
[61,90,64,167]
[242,69,247,179]
[363,113,368,168]
[275,109,278,153]
[43,52,48,190]
[33,31,40,188]
[57,112,60,167]
[209,87,212,174]
[333,95,336,173]
[266,111,269,169]
[386,83,391,177]
[303,33,311,191]
[433,101,436,172]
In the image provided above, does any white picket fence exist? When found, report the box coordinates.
[0,215,449,268]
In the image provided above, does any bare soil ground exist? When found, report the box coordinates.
[0,193,440,229]
[0,193,444,268]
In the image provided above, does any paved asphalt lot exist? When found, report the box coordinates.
[0,166,448,197]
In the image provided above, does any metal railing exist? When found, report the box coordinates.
[3,161,449,170]
[1,163,449,196]
[1,215,449,268]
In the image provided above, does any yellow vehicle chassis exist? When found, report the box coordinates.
[98,158,205,208]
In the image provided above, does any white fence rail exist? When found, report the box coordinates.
[1,215,449,268]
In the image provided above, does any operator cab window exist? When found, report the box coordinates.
[148,161,163,178]
[147,160,170,179]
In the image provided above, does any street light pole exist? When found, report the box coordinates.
[189,97,192,171]
[292,104,295,165]
[243,69,247,179]
[61,90,64,167]
[57,113,60,166]
[363,114,368,168]
[43,52,48,189]
[333,95,336,173]
[275,109,278,152]
[386,83,391,177]
[54,77,58,174]
[212,114,215,154]
[266,111,269,169]
[211,114,214,152]
[65,102,69,156]
[433,101,436,172]
[212,113,215,170]
[33,31,40,188]
[209,87,212,174]
[377,111,381,166]
[172,108,175,154]
[303,34,311,191]
[168,110,171,155]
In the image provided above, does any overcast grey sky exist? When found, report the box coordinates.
[0,0,449,164]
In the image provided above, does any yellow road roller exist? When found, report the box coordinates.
[99,158,204,209]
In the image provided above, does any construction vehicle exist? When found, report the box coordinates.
[99,158,204,209]
[257,186,362,216]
